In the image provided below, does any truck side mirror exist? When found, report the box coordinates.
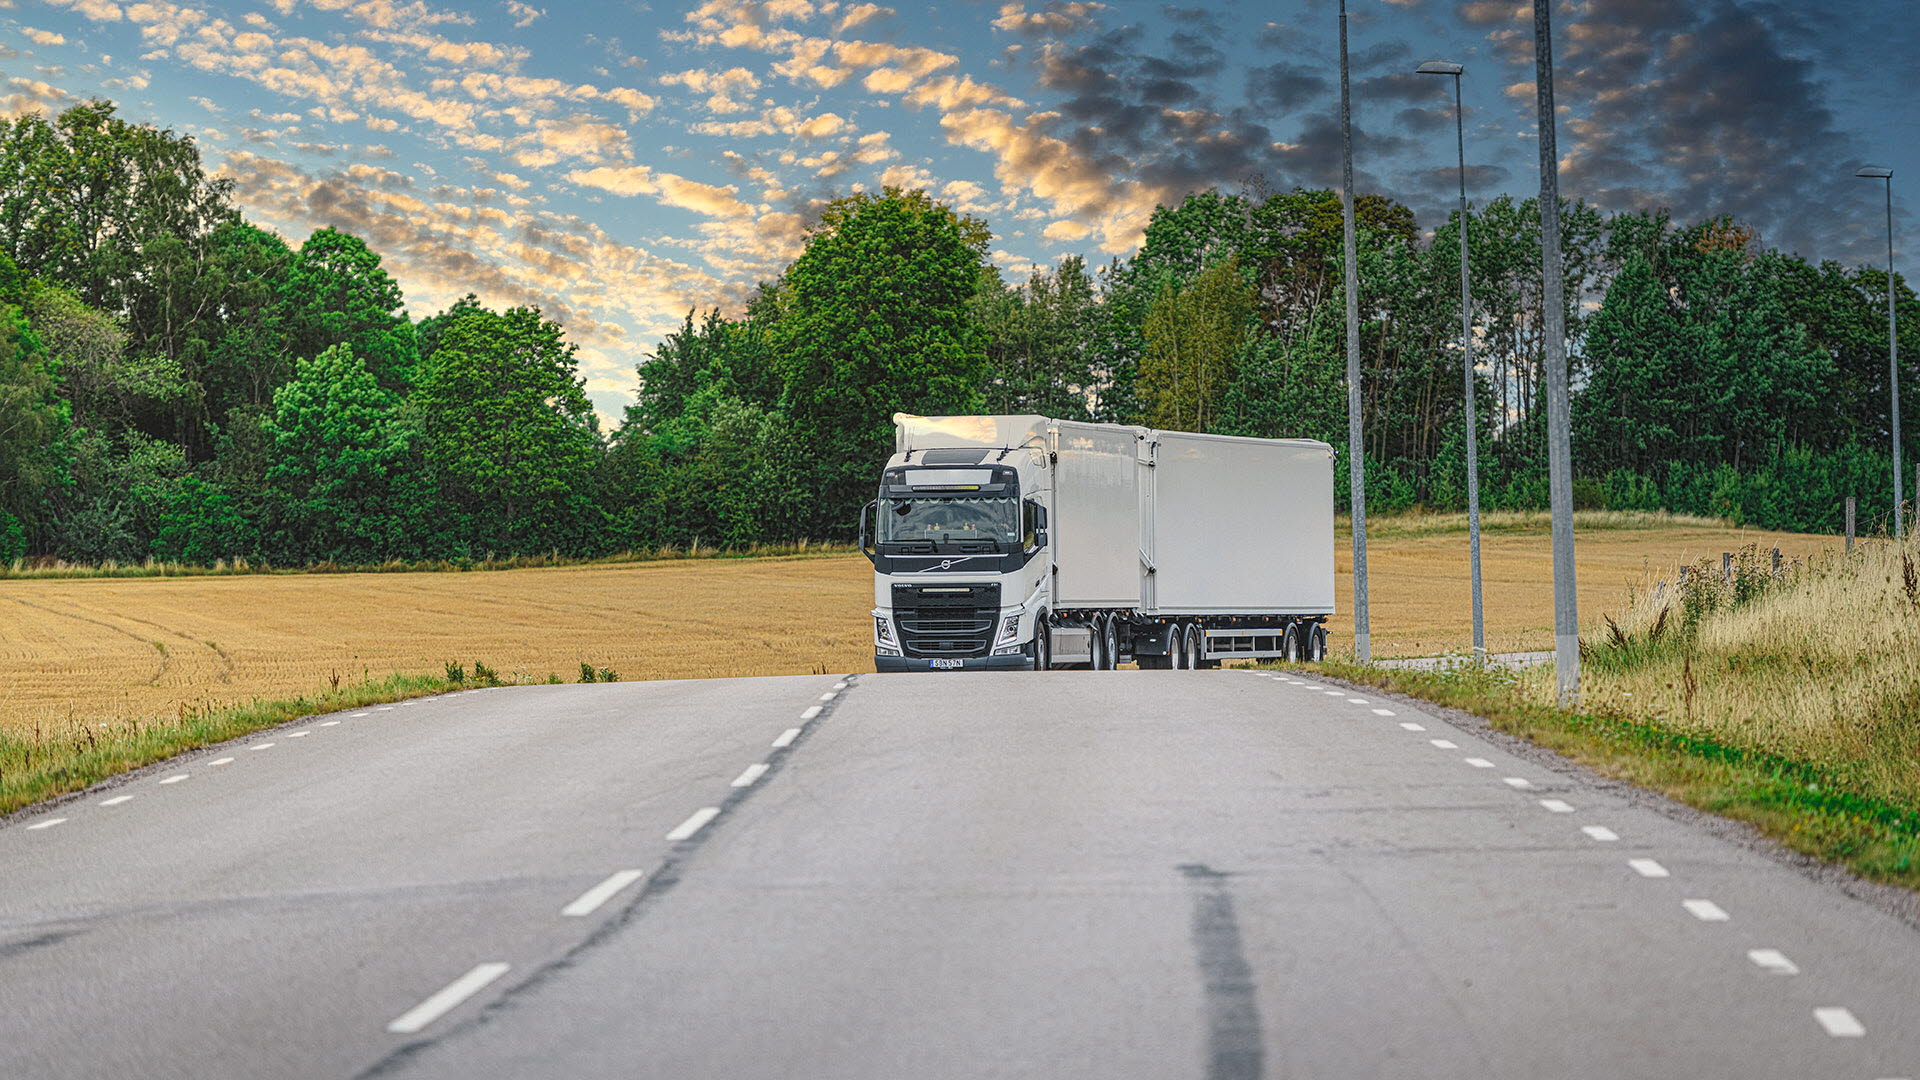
[1030,504,1048,552]
[859,500,878,562]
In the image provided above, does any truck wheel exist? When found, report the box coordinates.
[1283,624,1301,663]
[1104,617,1121,670]
[1033,620,1051,671]
[1170,624,1189,669]
[1309,625,1328,662]
[1089,616,1109,670]
[1186,623,1206,669]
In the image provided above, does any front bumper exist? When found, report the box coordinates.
[875,652,1032,672]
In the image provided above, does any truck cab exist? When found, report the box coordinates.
[862,420,1052,672]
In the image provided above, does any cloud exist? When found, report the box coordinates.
[505,0,543,28]
[43,0,124,21]
[22,27,68,46]
[833,3,891,34]
[991,1,1106,36]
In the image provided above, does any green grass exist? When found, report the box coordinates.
[1346,508,1747,541]
[0,671,500,817]
[1292,658,1920,891]
[0,540,858,580]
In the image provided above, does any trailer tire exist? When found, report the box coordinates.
[1088,616,1108,670]
[1096,616,1119,670]
[1169,624,1188,669]
[1309,624,1328,662]
[1282,624,1301,663]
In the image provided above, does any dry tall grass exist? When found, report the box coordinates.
[1542,540,1920,810]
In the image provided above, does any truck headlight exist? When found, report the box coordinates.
[995,614,1021,646]
[875,615,897,647]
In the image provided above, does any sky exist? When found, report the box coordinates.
[2,0,1916,423]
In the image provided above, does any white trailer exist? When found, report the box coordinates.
[861,414,1336,671]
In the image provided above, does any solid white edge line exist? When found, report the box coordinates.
[1682,898,1729,921]
[1541,799,1575,813]
[101,796,134,806]
[26,818,66,830]
[772,727,802,749]
[386,962,511,1034]
[209,757,235,767]
[666,806,721,842]
[1813,1007,1865,1037]
[730,763,770,788]
[799,705,822,721]
[561,870,647,917]
[1628,858,1670,878]
[1747,948,1798,975]
[1582,825,1620,841]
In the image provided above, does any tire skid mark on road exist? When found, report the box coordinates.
[353,674,863,1078]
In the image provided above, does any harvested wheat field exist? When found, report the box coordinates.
[0,513,1842,734]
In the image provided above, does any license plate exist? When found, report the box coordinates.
[930,658,964,669]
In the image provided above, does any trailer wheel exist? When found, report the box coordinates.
[1033,619,1051,671]
[1169,624,1188,669]
[1088,616,1108,670]
[1282,624,1301,663]
[1188,624,1209,669]
[1309,624,1328,662]
[1099,616,1119,670]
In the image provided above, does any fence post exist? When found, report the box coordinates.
[1846,497,1856,553]
[1722,551,1732,584]
[1771,547,1781,576]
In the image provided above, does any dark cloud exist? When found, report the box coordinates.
[1358,71,1447,105]
[1246,62,1330,117]
[1554,0,1889,264]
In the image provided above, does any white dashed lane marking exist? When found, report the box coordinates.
[1540,799,1575,813]
[1683,899,1729,921]
[832,682,849,691]
[386,962,511,1035]
[1582,825,1620,842]
[771,728,802,749]
[1400,722,1426,731]
[209,757,235,767]
[1503,777,1534,789]
[1628,858,1670,878]
[1346,697,1368,704]
[730,763,770,788]
[1813,1007,1866,1038]
[666,807,721,842]
[561,870,648,918]
[320,720,341,727]
[1430,739,1458,749]
[799,705,823,721]
[1747,949,1799,975]
[26,818,66,830]
[1322,690,1345,697]
[287,731,310,739]
[100,796,134,807]
[351,713,370,718]
[1464,758,1494,768]
[251,743,274,751]
[1371,708,1395,716]
[158,774,188,785]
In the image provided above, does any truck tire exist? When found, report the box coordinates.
[1169,624,1188,669]
[1309,624,1328,662]
[1282,624,1301,663]
[1033,620,1051,671]
[1089,615,1109,670]
[1105,617,1121,669]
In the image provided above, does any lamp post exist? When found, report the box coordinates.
[1535,2,1578,704]
[1339,0,1369,663]
[1857,165,1901,540]
[1417,59,1484,660]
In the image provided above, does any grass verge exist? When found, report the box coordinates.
[1295,657,1920,891]
[0,670,526,817]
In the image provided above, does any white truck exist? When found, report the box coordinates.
[861,414,1337,671]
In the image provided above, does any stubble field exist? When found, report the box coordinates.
[0,513,1842,736]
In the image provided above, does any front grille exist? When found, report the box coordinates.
[892,582,1001,658]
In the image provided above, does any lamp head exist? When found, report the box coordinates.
[1857,166,1894,179]
[1417,61,1464,76]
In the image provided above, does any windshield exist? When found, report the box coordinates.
[879,496,1020,547]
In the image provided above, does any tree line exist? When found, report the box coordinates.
[1,99,1914,565]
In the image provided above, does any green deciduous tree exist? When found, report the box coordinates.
[1139,256,1253,431]
[412,304,600,554]
[263,343,411,562]
[285,227,419,392]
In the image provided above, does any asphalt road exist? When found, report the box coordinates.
[2,670,1916,1079]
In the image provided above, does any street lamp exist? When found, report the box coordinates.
[1339,0,1369,663]
[1417,59,1484,660]
[1857,165,1901,540]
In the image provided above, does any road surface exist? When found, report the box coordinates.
[2,671,1916,1079]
